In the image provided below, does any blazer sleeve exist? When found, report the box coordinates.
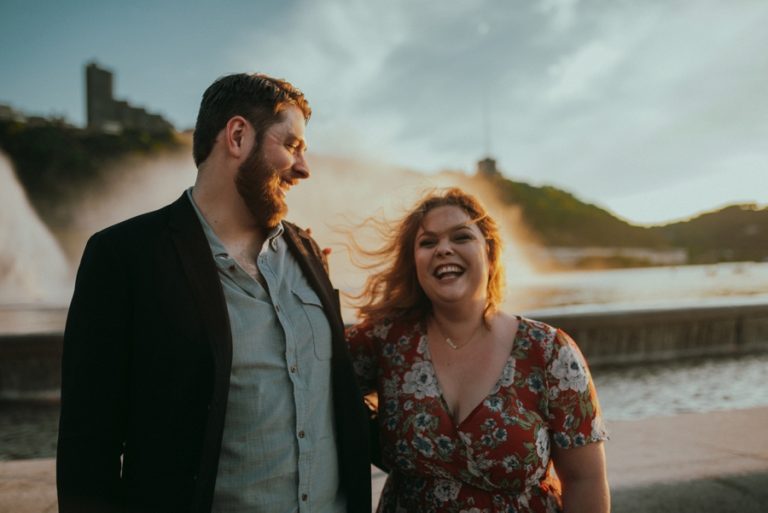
[57,232,131,513]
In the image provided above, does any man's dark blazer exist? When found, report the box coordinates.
[56,193,371,513]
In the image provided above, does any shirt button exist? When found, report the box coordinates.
[275,304,281,313]
[290,365,297,373]
[301,494,308,501]
[298,430,305,438]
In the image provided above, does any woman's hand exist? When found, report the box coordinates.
[552,441,610,513]
[305,227,332,256]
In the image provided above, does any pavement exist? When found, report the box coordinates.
[2,407,767,512]
[596,406,768,512]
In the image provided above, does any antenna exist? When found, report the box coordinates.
[476,91,499,177]
[482,92,491,157]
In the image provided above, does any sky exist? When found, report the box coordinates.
[1,0,767,225]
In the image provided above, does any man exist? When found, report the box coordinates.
[57,73,371,513]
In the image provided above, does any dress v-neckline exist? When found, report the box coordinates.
[421,317,524,429]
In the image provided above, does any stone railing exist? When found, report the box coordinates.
[534,302,768,366]
[2,302,768,400]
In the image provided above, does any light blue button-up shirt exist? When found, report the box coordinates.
[187,190,344,513]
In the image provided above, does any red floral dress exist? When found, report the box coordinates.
[346,317,607,513]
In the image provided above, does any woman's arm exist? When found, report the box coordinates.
[552,441,610,513]
[345,321,387,470]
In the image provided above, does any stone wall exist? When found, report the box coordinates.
[2,302,768,400]
[536,303,768,366]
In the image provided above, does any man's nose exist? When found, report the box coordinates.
[293,153,310,180]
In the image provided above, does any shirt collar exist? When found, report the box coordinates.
[266,222,284,250]
[186,187,284,259]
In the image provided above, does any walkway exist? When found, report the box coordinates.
[2,407,767,512]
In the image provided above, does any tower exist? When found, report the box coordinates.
[476,93,500,177]
[476,156,499,177]
[84,62,173,133]
[85,62,116,131]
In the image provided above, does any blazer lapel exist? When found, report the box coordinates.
[167,192,233,510]
[167,193,232,371]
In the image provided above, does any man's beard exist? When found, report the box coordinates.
[235,143,287,231]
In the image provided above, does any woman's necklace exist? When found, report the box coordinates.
[431,315,485,350]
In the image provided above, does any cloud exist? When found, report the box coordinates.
[224,0,768,223]
[538,0,581,32]
[544,40,623,103]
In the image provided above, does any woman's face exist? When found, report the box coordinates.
[414,205,490,310]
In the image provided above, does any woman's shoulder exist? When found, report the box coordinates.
[346,316,420,341]
[515,316,590,369]
[507,315,567,365]
[515,316,559,341]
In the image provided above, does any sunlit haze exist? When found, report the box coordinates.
[1,0,767,225]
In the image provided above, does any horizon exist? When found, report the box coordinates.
[1,0,767,225]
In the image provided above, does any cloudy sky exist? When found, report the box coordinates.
[1,0,766,225]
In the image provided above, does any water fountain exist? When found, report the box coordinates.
[0,152,71,306]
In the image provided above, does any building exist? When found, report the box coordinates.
[85,62,174,134]
[476,156,500,177]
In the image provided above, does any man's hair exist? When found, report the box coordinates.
[352,188,505,324]
[192,73,311,166]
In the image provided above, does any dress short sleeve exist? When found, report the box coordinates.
[345,320,387,394]
[545,329,608,449]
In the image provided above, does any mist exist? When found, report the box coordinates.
[0,152,71,304]
[1,142,540,317]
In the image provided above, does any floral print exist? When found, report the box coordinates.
[403,361,441,399]
[549,345,589,393]
[346,317,607,513]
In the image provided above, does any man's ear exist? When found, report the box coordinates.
[223,116,251,157]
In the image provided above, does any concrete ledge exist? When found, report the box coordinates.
[0,334,61,401]
[535,302,768,366]
[3,303,768,397]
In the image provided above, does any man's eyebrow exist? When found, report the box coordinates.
[287,132,307,150]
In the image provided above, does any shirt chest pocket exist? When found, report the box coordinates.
[291,287,333,360]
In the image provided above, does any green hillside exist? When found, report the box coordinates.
[480,173,768,265]
[0,118,177,221]
[651,204,768,263]
[485,174,667,247]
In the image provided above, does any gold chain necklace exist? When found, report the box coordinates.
[431,315,485,350]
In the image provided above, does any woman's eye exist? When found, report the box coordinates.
[418,239,436,248]
[454,233,473,242]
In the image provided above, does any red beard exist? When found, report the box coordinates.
[234,143,287,231]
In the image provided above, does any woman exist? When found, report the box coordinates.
[346,188,609,513]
